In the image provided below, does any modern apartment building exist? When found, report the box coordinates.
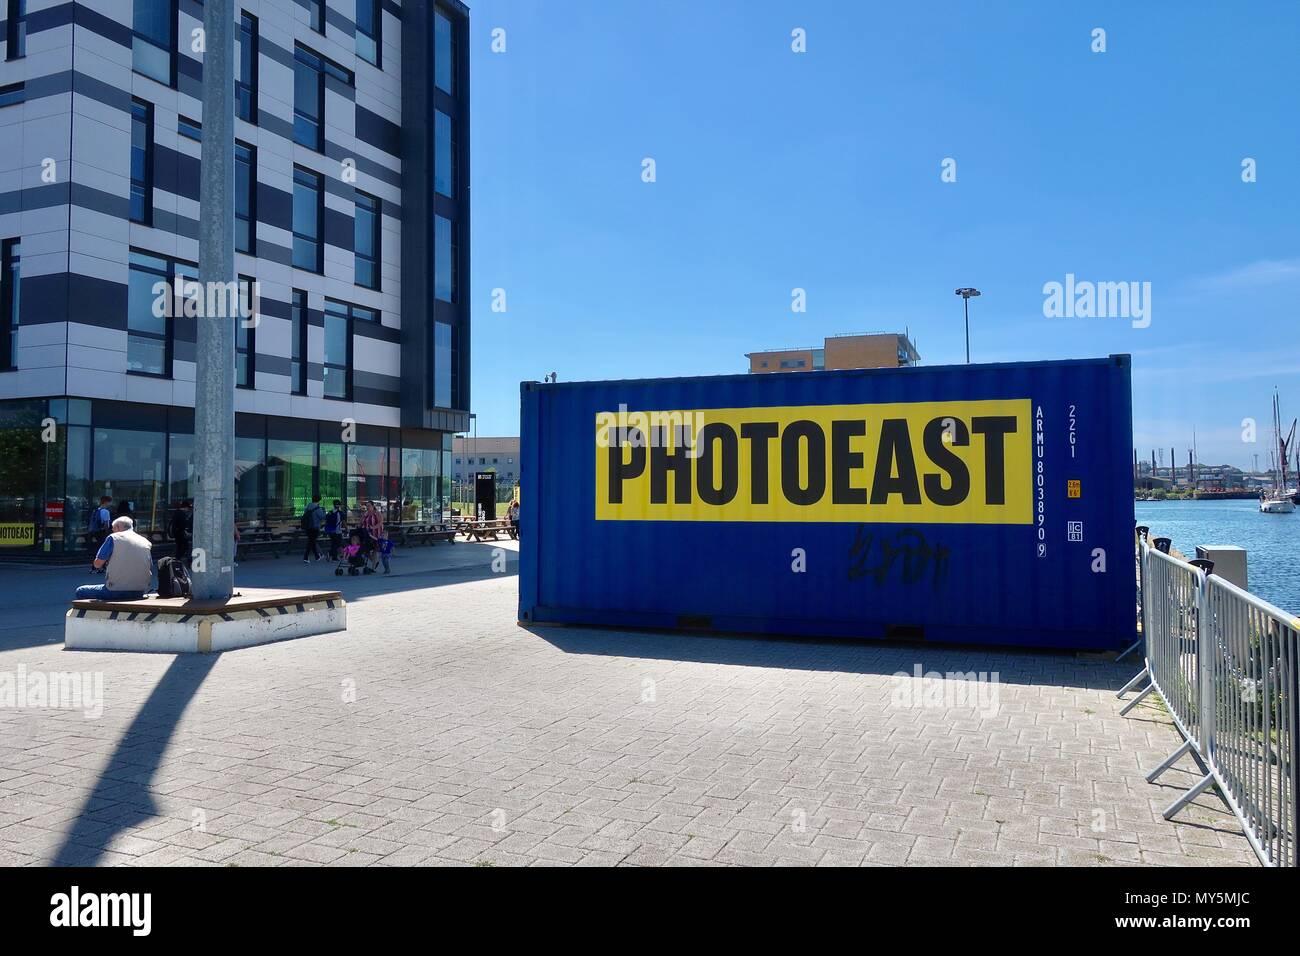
[745,332,920,374]
[0,0,470,555]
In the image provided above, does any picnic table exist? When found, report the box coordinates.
[457,518,518,542]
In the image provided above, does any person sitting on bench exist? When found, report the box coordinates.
[75,517,154,601]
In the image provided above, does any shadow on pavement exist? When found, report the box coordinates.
[51,654,220,866]
[523,622,1132,690]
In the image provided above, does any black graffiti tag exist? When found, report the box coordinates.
[848,526,951,588]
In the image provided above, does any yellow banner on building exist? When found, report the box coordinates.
[0,522,36,546]
[595,400,1033,524]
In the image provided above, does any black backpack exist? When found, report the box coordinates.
[156,556,193,599]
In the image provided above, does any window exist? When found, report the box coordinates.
[0,82,22,107]
[434,10,455,94]
[294,46,352,151]
[308,0,324,33]
[322,300,353,400]
[293,47,325,150]
[356,0,380,67]
[236,12,258,123]
[434,320,451,407]
[290,289,307,395]
[434,111,455,197]
[354,191,380,290]
[236,276,256,388]
[130,99,154,225]
[126,250,172,376]
[1,239,19,370]
[133,0,174,85]
[292,166,322,272]
[177,115,201,140]
[434,215,456,303]
[6,0,26,60]
[235,141,255,254]
[779,359,806,369]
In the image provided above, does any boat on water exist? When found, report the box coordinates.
[1259,391,1296,514]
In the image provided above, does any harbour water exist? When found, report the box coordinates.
[1135,498,1300,613]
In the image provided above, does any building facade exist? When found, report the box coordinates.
[0,0,470,554]
[746,332,919,374]
[451,435,518,484]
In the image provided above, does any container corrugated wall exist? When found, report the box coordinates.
[519,355,1136,651]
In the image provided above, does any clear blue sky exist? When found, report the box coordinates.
[467,0,1299,469]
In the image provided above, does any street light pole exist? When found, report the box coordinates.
[192,0,236,600]
[954,288,981,364]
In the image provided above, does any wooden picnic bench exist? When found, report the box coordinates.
[395,524,458,546]
[458,518,518,542]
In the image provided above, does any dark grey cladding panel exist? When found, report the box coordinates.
[323,206,354,252]
[325,74,356,103]
[71,183,130,219]
[306,306,324,329]
[353,385,400,409]
[323,140,401,189]
[173,314,196,346]
[17,273,67,325]
[152,208,200,241]
[383,0,402,19]
[354,321,400,345]
[257,182,292,231]
[4,182,69,214]
[255,241,293,267]
[155,143,200,201]
[260,37,295,72]
[355,106,401,157]
[258,295,290,321]
[258,110,294,144]
[68,274,128,330]
[71,70,133,112]
[325,6,357,37]
[253,354,291,377]
[180,0,202,23]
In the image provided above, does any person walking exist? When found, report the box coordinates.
[507,499,520,535]
[88,495,112,567]
[301,495,325,562]
[361,500,383,544]
[75,517,154,601]
[169,498,193,566]
[324,499,346,560]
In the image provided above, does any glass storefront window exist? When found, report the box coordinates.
[93,426,166,536]
[234,435,265,530]
[347,443,386,517]
[400,447,437,523]
[0,401,43,550]
[65,424,91,551]
[167,433,194,508]
[267,439,315,530]
[319,442,344,512]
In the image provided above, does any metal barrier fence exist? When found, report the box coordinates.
[1121,536,1299,867]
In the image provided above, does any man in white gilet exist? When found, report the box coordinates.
[75,517,155,601]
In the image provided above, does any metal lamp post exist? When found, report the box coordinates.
[192,0,236,600]
[954,287,981,364]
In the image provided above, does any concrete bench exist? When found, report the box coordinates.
[66,587,346,653]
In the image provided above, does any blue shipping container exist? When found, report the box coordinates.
[519,355,1136,650]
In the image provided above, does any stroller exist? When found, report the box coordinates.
[334,529,380,576]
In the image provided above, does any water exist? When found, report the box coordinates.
[1135,498,1300,613]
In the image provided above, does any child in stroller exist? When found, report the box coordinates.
[335,530,380,575]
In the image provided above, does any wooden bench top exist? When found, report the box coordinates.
[71,587,343,615]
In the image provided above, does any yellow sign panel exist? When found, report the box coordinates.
[0,522,35,546]
[595,400,1033,524]
[1067,479,1082,498]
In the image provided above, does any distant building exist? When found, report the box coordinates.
[452,437,520,485]
[746,333,919,374]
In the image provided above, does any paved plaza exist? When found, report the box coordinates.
[0,543,1255,867]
